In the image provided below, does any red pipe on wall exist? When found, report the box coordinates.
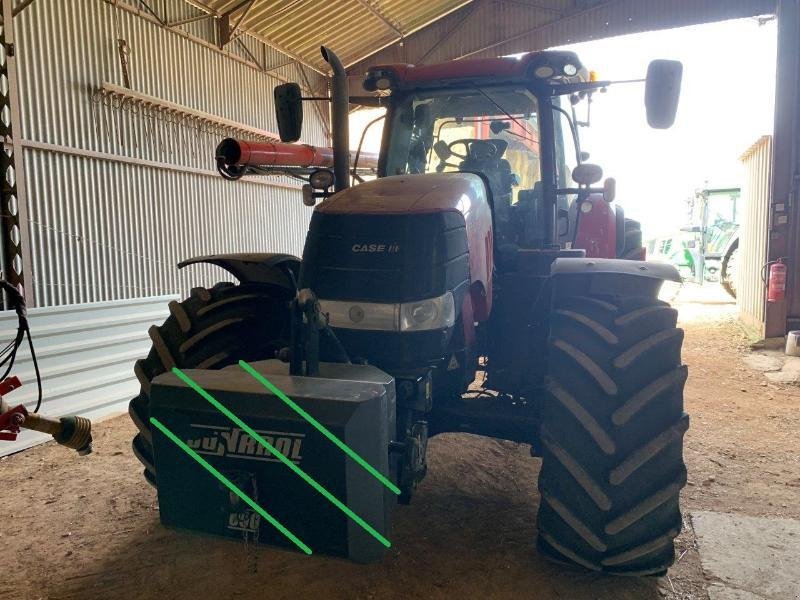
[218,138,335,167]
[217,138,378,170]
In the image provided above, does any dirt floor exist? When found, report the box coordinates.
[2,283,798,600]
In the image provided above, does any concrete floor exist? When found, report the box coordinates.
[692,511,800,600]
[743,351,800,384]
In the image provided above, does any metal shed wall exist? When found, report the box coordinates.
[14,0,328,307]
[738,136,773,337]
[0,295,177,457]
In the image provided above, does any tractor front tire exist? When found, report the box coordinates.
[537,291,688,575]
[129,282,291,485]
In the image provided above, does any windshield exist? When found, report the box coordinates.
[384,87,541,205]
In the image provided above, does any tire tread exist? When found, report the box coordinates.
[128,282,289,484]
[537,292,688,575]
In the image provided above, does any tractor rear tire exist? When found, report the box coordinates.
[537,292,688,575]
[129,281,291,485]
[720,240,738,299]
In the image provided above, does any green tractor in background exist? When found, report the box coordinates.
[647,187,740,298]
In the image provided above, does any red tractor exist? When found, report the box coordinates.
[131,47,687,575]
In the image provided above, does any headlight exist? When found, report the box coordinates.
[309,168,334,190]
[320,299,398,331]
[399,293,455,331]
[318,291,456,332]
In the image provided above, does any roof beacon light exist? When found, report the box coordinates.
[589,70,599,82]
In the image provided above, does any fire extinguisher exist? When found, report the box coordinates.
[767,259,787,303]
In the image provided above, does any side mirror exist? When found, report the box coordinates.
[490,120,511,134]
[645,59,683,129]
[274,82,304,142]
[433,140,452,161]
[572,163,603,186]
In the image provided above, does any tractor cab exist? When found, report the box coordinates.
[353,51,676,260]
[365,52,582,254]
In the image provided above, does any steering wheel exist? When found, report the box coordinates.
[452,139,494,160]
[434,138,509,172]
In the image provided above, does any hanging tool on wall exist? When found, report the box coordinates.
[112,0,132,89]
[0,281,92,455]
[117,38,131,89]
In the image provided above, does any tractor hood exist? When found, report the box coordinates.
[316,172,487,217]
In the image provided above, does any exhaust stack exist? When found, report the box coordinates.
[320,46,350,192]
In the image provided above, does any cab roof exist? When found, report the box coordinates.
[363,51,586,92]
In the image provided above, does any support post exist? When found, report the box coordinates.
[0,0,33,307]
[767,0,800,336]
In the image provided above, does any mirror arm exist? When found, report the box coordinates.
[550,78,645,97]
[552,104,582,164]
[557,187,603,195]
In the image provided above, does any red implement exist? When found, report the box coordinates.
[0,376,24,442]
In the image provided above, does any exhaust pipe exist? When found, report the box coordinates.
[320,46,350,192]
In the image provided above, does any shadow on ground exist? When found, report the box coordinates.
[49,434,662,600]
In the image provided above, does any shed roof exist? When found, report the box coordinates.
[179,0,776,76]
[181,0,471,71]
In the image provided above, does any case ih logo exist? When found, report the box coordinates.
[187,424,304,464]
[351,243,400,253]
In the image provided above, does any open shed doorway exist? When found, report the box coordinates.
[552,17,778,317]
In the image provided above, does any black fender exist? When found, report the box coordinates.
[178,253,300,290]
[551,257,681,298]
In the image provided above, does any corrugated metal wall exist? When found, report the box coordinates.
[0,295,176,457]
[738,136,773,337]
[15,0,329,307]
